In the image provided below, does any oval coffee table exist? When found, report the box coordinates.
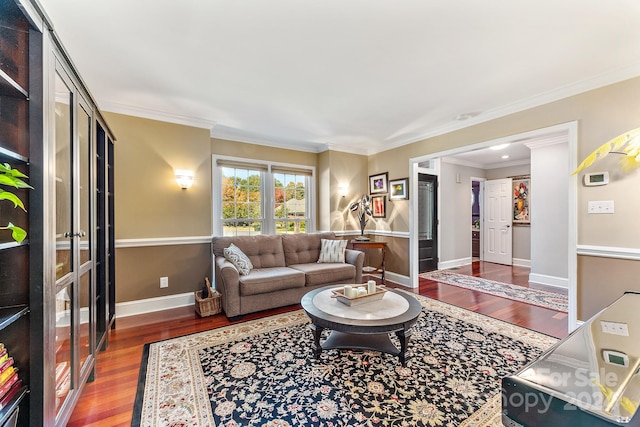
[301,285,422,366]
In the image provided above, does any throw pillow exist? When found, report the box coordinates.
[317,239,348,263]
[223,243,253,275]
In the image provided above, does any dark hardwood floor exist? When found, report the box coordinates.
[67,261,568,426]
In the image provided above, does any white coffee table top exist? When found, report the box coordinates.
[312,287,409,321]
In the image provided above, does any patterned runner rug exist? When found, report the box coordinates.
[132,294,557,427]
[419,270,568,312]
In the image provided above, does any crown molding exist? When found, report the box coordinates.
[211,126,323,153]
[524,132,567,149]
[98,63,640,155]
[100,101,217,130]
[372,62,640,155]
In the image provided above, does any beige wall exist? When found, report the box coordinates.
[115,244,212,302]
[107,112,213,239]
[107,112,213,301]
[369,76,640,317]
[325,151,368,233]
[110,76,640,316]
[578,256,640,319]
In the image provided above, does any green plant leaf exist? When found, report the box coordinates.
[0,222,27,243]
[0,190,25,210]
[0,174,32,189]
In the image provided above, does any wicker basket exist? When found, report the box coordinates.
[194,278,222,317]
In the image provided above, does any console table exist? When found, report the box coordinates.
[503,292,640,426]
[350,241,387,284]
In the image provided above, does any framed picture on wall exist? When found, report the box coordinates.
[371,195,386,218]
[389,178,409,200]
[369,172,388,194]
[512,176,530,224]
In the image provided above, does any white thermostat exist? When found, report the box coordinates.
[584,172,609,186]
[602,349,629,367]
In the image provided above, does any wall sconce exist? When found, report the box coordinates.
[175,169,194,189]
[339,183,349,197]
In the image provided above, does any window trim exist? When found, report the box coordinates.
[212,155,316,236]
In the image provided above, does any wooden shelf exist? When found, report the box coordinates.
[0,146,29,164]
[0,306,29,332]
[0,69,28,99]
[0,240,29,252]
[0,386,28,426]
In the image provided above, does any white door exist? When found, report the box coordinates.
[483,178,513,265]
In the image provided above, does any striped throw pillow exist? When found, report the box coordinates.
[317,239,348,263]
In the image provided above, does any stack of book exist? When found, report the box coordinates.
[0,344,21,410]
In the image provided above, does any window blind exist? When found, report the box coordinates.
[216,158,268,172]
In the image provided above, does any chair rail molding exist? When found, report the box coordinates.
[115,235,212,248]
[576,244,640,261]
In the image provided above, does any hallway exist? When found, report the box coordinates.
[417,261,568,338]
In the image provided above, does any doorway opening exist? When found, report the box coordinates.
[409,121,578,331]
[418,173,438,272]
[471,179,481,261]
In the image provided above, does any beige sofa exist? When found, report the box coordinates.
[212,232,364,318]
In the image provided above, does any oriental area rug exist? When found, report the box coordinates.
[419,270,568,312]
[132,295,557,427]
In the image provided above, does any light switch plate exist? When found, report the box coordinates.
[588,200,614,214]
[600,320,629,336]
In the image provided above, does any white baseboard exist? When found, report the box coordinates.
[385,271,412,288]
[513,258,531,267]
[529,273,568,289]
[439,257,472,270]
[115,271,415,320]
[116,292,195,318]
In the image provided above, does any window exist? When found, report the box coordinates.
[221,166,263,236]
[214,157,314,236]
[274,171,307,234]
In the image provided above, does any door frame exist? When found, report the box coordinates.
[417,172,439,272]
[409,121,578,331]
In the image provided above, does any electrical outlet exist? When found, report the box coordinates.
[600,320,629,336]
[160,276,169,288]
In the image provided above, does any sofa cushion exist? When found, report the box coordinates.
[213,235,286,268]
[223,243,253,275]
[281,232,336,266]
[317,238,348,263]
[239,267,306,296]
[289,263,355,286]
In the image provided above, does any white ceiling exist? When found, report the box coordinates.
[443,141,533,170]
[39,0,640,155]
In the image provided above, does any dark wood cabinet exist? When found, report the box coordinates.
[1,1,116,425]
[472,230,480,257]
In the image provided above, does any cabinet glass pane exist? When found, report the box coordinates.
[55,72,72,280]
[79,271,92,370]
[79,105,91,265]
[419,180,434,240]
[55,284,72,414]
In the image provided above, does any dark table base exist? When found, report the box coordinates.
[310,324,413,366]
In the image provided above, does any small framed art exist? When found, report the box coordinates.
[371,195,386,218]
[389,178,409,200]
[369,172,388,195]
[512,176,530,225]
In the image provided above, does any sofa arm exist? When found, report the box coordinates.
[345,249,365,284]
[214,256,242,317]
